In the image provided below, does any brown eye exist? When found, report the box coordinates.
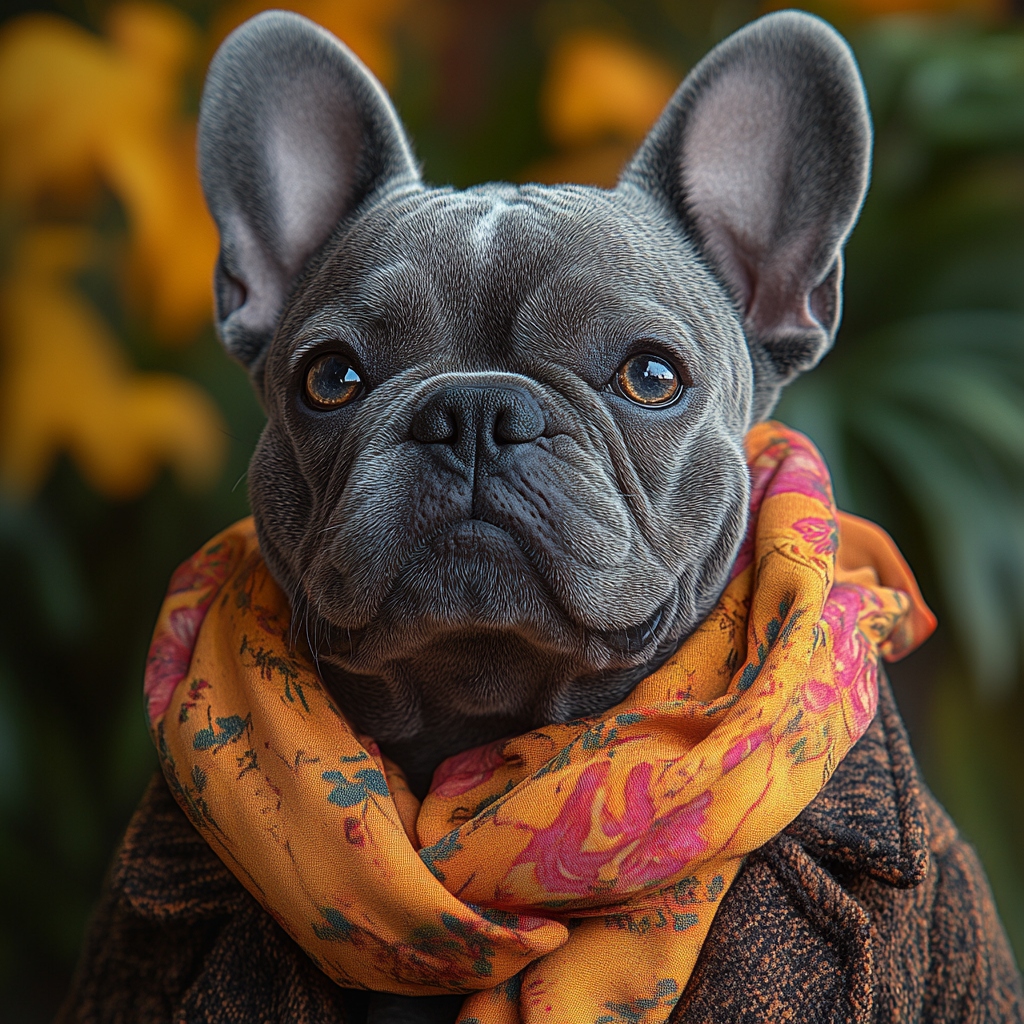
[612,353,684,407]
[305,354,362,409]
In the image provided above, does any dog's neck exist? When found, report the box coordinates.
[318,633,651,798]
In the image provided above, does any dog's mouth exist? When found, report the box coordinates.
[308,514,672,669]
[596,607,665,654]
[429,519,670,652]
[432,517,528,552]
[386,517,670,655]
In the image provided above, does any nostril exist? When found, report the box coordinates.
[410,384,545,454]
[493,399,544,445]
[411,402,457,444]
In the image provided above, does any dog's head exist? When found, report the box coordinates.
[198,11,870,787]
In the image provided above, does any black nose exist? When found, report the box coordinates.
[410,385,544,472]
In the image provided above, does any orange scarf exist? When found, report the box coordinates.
[144,422,934,1024]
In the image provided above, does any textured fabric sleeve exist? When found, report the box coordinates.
[919,784,1024,1024]
[55,775,240,1023]
[54,879,226,1024]
[55,774,351,1024]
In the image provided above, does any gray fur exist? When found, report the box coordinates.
[198,11,419,378]
[621,11,872,419]
[197,13,871,1020]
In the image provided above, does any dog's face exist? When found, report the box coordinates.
[252,187,754,763]
[198,11,870,791]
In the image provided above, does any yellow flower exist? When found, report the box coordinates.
[528,31,678,188]
[541,31,679,148]
[0,226,226,499]
[0,3,218,341]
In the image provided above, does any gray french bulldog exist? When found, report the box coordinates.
[197,9,870,1022]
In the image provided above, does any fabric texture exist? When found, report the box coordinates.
[58,677,1024,1023]
[141,421,934,1024]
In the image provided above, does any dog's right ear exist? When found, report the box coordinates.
[620,11,871,423]
[198,11,420,378]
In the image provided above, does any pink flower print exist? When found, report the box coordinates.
[734,434,834,580]
[804,678,840,714]
[168,562,215,595]
[614,769,711,889]
[721,725,772,774]
[167,544,231,595]
[514,762,613,895]
[821,584,880,735]
[430,740,508,799]
[793,516,839,556]
[144,606,206,722]
[768,443,833,507]
[514,761,709,897]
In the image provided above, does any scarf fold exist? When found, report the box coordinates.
[144,421,935,1024]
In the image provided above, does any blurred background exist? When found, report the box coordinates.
[0,0,1021,1017]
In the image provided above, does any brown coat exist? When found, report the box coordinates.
[59,679,1023,1023]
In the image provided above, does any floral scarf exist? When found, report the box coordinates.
[144,422,935,1024]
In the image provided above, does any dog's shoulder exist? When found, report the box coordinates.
[675,675,1024,1023]
[56,776,347,1024]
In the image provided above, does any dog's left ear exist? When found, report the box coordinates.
[621,11,871,421]
[198,11,420,381]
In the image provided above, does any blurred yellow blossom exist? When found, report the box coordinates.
[209,0,411,88]
[0,3,218,341]
[0,227,226,499]
[542,31,679,147]
[528,31,678,187]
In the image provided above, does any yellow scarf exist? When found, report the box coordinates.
[144,422,934,1024]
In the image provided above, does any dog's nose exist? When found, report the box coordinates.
[410,385,544,468]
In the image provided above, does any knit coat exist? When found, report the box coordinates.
[58,678,1024,1023]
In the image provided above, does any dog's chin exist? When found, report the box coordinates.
[303,520,684,783]
[318,518,671,674]
[322,520,566,664]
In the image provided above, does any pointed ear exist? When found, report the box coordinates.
[198,11,420,376]
[620,11,871,421]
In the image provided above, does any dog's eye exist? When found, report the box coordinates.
[611,354,684,407]
[305,354,362,409]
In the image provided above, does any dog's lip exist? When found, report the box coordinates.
[422,516,548,562]
[316,517,670,658]
[596,606,664,654]
[442,518,517,542]
[396,520,670,654]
